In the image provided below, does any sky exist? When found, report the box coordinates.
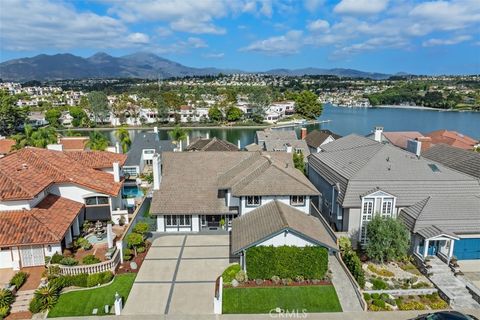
[0,0,479,75]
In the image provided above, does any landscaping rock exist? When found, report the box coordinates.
[231,279,239,287]
[130,261,138,270]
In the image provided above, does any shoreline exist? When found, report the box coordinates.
[372,105,478,112]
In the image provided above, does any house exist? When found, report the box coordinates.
[304,129,342,153]
[366,127,426,150]
[307,134,480,261]
[0,137,15,157]
[0,147,127,270]
[123,129,175,178]
[422,143,480,179]
[255,129,310,156]
[426,129,479,150]
[59,111,74,127]
[150,151,319,232]
[58,137,89,151]
[185,137,239,152]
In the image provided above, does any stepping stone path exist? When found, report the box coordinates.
[10,289,35,313]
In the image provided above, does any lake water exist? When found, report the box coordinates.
[83,104,480,147]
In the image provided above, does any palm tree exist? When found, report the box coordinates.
[115,127,131,153]
[87,131,109,151]
[12,125,57,149]
[168,125,189,149]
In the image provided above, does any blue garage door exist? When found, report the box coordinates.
[454,238,480,260]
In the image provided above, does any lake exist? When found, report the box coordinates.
[81,104,480,147]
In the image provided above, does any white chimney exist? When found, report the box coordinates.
[285,143,293,153]
[154,126,158,133]
[206,132,210,139]
[374,126,384,142]
[186,135,190,146]
[152,153,161,190]
[113,162,120,182]
[237,139,241,149]
[115,141,122,154]
[406,139,422,157]
[47,144,63,151]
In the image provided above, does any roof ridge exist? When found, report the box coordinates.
[411,196,431,231]
[0,170,32,199]
[349,144,394,180]
[230,158,271,194]
[29,208,61,240]
[270,162,318,193]
[274,200,289,228]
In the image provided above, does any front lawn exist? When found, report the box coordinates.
[223,285,342,314]
[48,273,136,318]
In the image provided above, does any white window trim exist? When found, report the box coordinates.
[246,196,261,207]
[359,193,397,244]
[290,195,305,206]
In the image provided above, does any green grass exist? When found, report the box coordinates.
[223,285,342,314]
[48,273,136,318]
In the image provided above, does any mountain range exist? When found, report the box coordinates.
[0,52,395,81]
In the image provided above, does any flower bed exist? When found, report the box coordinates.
[363,292,448,312]
[363,260,432,290]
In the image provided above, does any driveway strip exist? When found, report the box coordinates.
[164,235,187,314]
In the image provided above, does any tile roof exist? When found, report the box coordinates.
[264,139,311,156]
[422,144,480,179]
[382,131,424,149]
[186,137,239,152]
[0,195,83,246]
[59,137,89,151]
[256,129,297,142]
[416,225,458,240]
[309,134,480,208]
[0,139,15,155]
[65,150,127,169]
[426,129,478,150]
[150,151,318,215]
[305,130,342,149]
[244,143,262,152]
[0,148,124,200]
[231,200,338,254]
[125,132,175,167]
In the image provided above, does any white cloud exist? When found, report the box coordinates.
[307,19,330,32]
[334,0,389,15]
[423,35,472,47]
[332,36,408,57]
[304,0,325,12]
[170,18,226,34]
[157,27,173,37]
[203,52,225,59]
[126,33,150,44]
[241,30,303,55]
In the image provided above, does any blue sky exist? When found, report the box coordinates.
[0,0,479,74]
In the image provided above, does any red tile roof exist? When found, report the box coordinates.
[382,131,425,149]
[59,137,89,151]
[65,150,127,169]
[0,148,125,200]
[0,195,83,246]
[426,130,478,150]
[0,139,15,155]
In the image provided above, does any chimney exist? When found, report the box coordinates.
[206,132,210,139]
[406,139,422,157]
[374,126,384,142]
[152,153,161,190]
[113,162,120,182]
[416,136,432,152]
[237,139,241,149]
[285,143,293,153]
[154,126,158,133]
[186,135,190,146]
[301,128,307,140]
[115,141,122,154]
[47,144,63,151]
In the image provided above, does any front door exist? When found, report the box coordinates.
[428,241,438,256]
[20,245,45,267]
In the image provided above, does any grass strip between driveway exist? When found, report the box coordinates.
[48,273,136,318]
[223,285,342,314]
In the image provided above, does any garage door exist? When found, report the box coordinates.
[0,247,13,269]
[20,245,45,267]
[454,238,480,260]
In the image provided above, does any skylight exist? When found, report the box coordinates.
[428,164,440,172]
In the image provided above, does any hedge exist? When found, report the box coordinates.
[342,249,365,289]
[245,246,328,280]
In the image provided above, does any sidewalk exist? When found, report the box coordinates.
[328,255,363,312]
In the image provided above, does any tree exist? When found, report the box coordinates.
[12,125,57,149]
[86,131,109,151]
[68,106,88,127]
[45,108,62,128]
[294,90,322,119]
[249,91,271,123]
[0,90,29,136]
[126,233,144,256]
[155,95,169,123]
[168,125,189,148]
[226,106,243,122]
[115,127,131,153]
[133,222,150,236]
[208,106,223,122]
[366,216,410,263]
[87,91,109,124]
[293,151,305,174]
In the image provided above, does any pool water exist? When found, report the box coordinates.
[122,186,144,198]
[86,234,107,245]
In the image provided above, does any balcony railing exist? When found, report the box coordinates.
[50,248,121,276]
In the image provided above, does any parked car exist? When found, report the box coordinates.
[412,311,479,320]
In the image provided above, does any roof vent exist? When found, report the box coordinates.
[21,163,28,170]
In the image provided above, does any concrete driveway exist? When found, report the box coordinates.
[123,234,238,315]
[458,260,480,289]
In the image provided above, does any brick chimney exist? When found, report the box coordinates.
[416,136,432,152]
[301,128,307,140]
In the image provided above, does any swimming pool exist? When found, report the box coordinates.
[122,185,144,198]
[86,233,107,245]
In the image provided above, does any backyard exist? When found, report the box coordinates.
[223,286,342,314]
[47,273,136,318]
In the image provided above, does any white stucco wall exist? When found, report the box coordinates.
[49,183,101,203]
[157,216,165,232]
[240,196,310,215]
[44,243,62,257]
[192,215,200,232]
[0,199,32,211]
[258,231,316,247]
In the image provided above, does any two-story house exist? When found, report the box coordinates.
[0,147,127,270]
[307,134,480,262]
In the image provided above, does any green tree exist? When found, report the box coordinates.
[366,216,410,263]
[225,106,243,122]
[294,90,322,119]
[208,106,223,122]
[45,108,62,127]
[249,91,271,123]
[12,125,57,149]
[133,222,150,236]
[168,125,189,148]
[126,233,144,256]
[87,91,109,123]
[293,151,305,174]
[155,95,169,122]
[87,131,109,151]
[0,90,29,136]
[115,127,131,153]
[68,106,88,127]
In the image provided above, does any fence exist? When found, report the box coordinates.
[213,276,223,314]
[52,248,121,276]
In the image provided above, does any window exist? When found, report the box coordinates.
[143,149,155,154]
[165,215,191,227]
[123,167,137,176]
[381,199,393,218]
[201,215,207,227]
[360,199,374,244]
[246,196,261,207]
[85,196,109,206]
[290,195,305,206]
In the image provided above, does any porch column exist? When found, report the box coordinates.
[448,239,455,263]
[73,216,80,236]
[423,239,429,258]
[65,228,73,248]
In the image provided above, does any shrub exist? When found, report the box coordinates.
[385,298,397,306]
[368,304,384,311]
[235,270,247,283]
[429,300,448,310]
[372,299,386,308]
[271,275,281,285]
[0,305,10,318]
[137,246,146,254]
[398,301,426,311]
[371,293,380,299]
[246,246,328,280]
[0,289,14,308]
[126,233,144,255]
[338,236,352,252]
[367,264,395,277]
[82,254,101,265]
[366,216,410,263]
[86,272,114,287]
[46,265,61,280]
[44,256,51,265]
[50,253,63,264]
[342,250,365,288]
[123,248,133,261]
[9,272,29,290]
[59,257,78,266]
[380,293,389,301]
[76,237,92,250]
[294,275,305,282]
[33,285,59,311]
[133,222,150,236]
[371,278,389,290]
[363,293,371,301]
[222,264,241,284]
[29,297,44,314]
[412,281,430,289]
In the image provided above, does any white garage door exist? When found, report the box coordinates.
[20,245,45,267]
[0,247,13,269]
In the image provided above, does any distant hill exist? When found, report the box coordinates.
[0,52,394,81]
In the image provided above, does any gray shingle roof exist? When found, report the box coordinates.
[231,200,338,254]
[305,130,342,149]
[186,137,239,152]
[264,140,311,156]
[422,143,480,179]
[256,129,297,143]
[416,225,458,240]
[150,151,318,215]
[125,132,175,167]
[309,134,480,208]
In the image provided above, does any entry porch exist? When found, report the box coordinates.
[412,227,459,264]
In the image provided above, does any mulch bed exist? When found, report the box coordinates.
[116,242,151,274]
[5,311,32,320]
[226,279,332,288]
